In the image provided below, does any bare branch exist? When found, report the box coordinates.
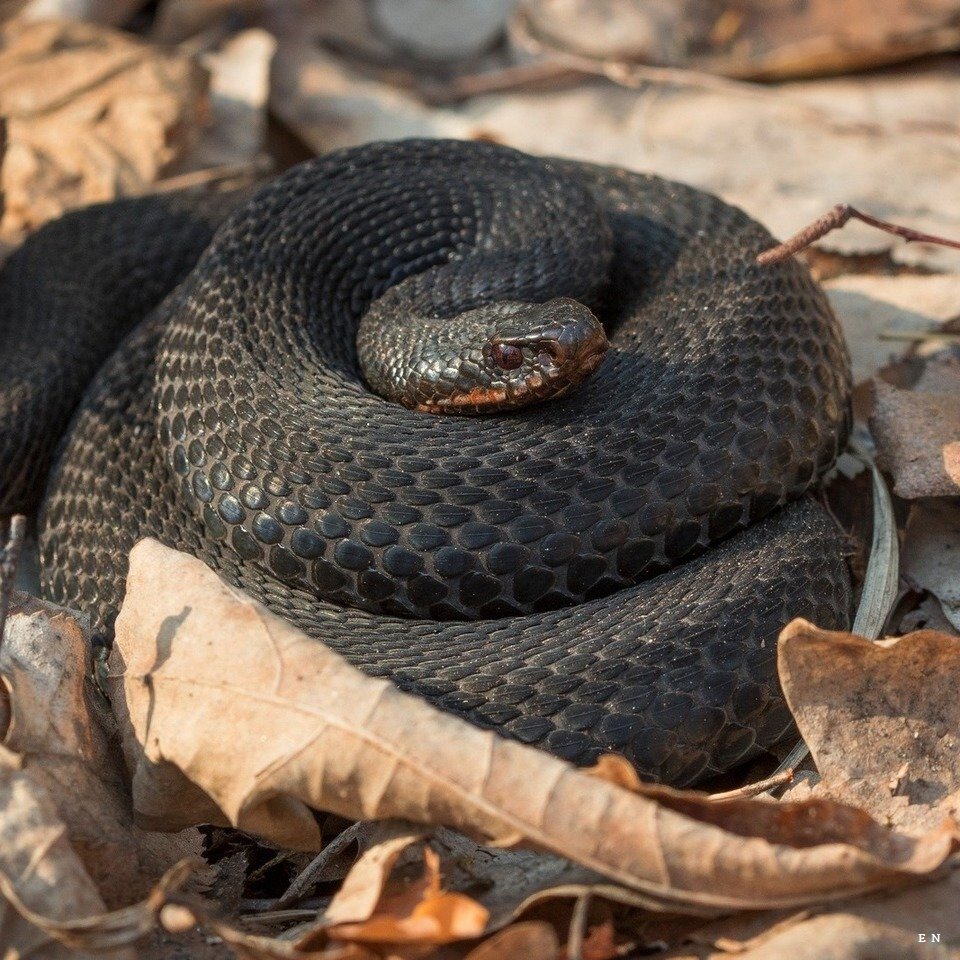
[758,204,960,266]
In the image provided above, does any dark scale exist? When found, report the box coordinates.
[0,139,853,785]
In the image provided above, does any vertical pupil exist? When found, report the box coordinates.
[493,344,523,370]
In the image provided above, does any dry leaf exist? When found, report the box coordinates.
[584,754,643,793]
[324,845,489,946]
[517,0,960,80]
[823,275,960,387]
[0,744,127,959]
[464,921,559,960]
[901,501,960,631]
[0,17,206,236]
[109,539,959,914]
[321,831,428,929]
[779,618,960,832]
[1,593,204,908]
[871,357,960,499]
[678,912,960,959]
[565,917,619,960]
[899,595,960,638]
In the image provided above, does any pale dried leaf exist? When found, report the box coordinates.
[779,619,960,832]
[1,594,204,908]
[823,275,960,386]
[673,909,960,959]
[517,0,960,80]
[901,500,960,631]
[0,17,207,237]
[899,595,960,638]
[463,921,559,960]
[321,831,426,927]
[871,358,960,498]
[584,754,643,793]
[0,745,123,959]
[110,540,959,915]
[323,845,489,946]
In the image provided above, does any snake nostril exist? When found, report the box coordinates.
[538,350,557,369]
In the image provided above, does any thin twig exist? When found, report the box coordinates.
[879,329,960,343]
[709,767,793,801]
[238,902,323,920]
[0,515,27,643]
[567,892,591,960]
[275,821,365,909]
[150,158,272,195]
[758,204,960,265]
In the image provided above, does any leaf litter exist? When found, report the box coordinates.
[2,2,960,956]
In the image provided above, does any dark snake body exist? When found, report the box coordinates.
[0,140,853,786]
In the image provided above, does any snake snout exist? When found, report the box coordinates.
[535,298,609,383]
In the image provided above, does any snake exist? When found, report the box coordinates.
[0,139,853,787]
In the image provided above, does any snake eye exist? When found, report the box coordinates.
[492,342,523,371]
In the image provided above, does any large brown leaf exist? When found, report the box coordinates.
[109,539,959,915]
[779,618,960,833]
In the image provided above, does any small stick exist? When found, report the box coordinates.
[275,820,366,909]
[879,329,960,343]
[709,767,794,801]
[758,204,960,265]
[566,892,591,960]
[151,158,272,195]
[0,515,26,644]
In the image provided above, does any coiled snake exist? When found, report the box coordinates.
[0,140,852,786]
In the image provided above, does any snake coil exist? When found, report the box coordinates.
[0,140,853,785]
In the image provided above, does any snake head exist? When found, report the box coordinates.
[433,297,609,414]
[361,296,608,415]
[478,298,608,412]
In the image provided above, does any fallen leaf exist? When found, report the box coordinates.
[1,593,204,909]
[871,357,960,499]
[564,917,619,960]
[323,845,489,946]
[515,0,960,80]
[0,17,207,237]
[109,540,959,915]
[823,275,960,387]
[898,595,959,638]
[901,500,960,631]
[185,27,275,170]
[463,921,559,960]
[0,744,128,959]
[320,830,428,930]
[584,754,643,793]
[671,908,960,959]
[779,619,960,832]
